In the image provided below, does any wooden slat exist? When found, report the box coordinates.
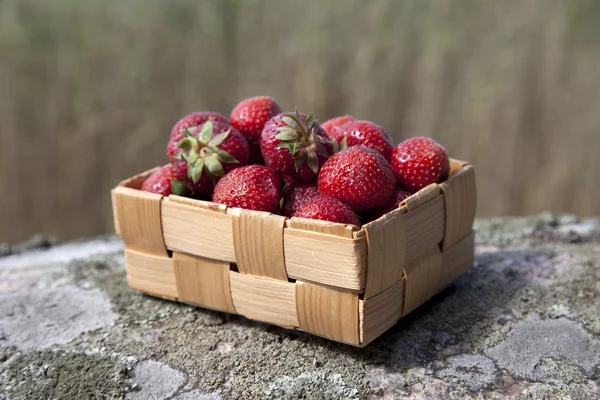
[440,165,477,250]
[404,194,445,264]
[296,281,360,346]
[438,231,475,291]
[125,248,178,300]
[402,183,441,212]
[112,186,167,256]
[284,228,367,291]
[402,247,443,316]
[161,197,236,262]
[363,207,406,299]
[229,272,298,328]
[230,208,287,280]
[449,158,470,178]
[359,277,405,346]
[173,252,235,313]
[287,218,357,238]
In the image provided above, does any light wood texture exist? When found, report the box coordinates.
[284,228,367,291]
[404,194,445,264]
[112,186,167,256]
[363,207,406,299]
[296,281,360,345]
[287,217,357,238]
[120,166,161,190]
[402,183,441,212]
[229,272,298,328]
[402,247,443,316]
[441,164,477,250]
[359,277,405,346]
[439,231,475,291]
[231,208,287,280]
[173,252,235,313]
[161,197,236,262]
[449,158,470,178]
[125,248,178,300]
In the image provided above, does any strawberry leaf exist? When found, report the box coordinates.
[178,137,195,150]
[282,116,301,131]
[189,159,205,183]
[209,146,239,164]
[171,179,190,196]
[183,127,198,137]
[199,121,213,144]
[275,130,299,141]
[340,135,348,150]
[208,129,230,147]
[294,152,307,172]
[332,139,340,153]
[205,158,225,178]
[307,150,319,175]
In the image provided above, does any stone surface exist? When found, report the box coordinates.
[0,215,599,399]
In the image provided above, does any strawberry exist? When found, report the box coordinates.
[177,120,249,195]
[391,137,450,193]
[230,97,282,165]
[212,165,282,213]
[330,120,394,160]
[281,182,320,218]
[364,190,411,223]
[260,111,334,181]
[321,115,355,139]
[318,145,396,212]
[167,111,228,160]
[141,162,190,197]
[293,194,361,226]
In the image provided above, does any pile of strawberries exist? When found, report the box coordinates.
[142,96,450,227]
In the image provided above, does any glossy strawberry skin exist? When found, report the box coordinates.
[321,115,355,139]
[293,194,361,226]
[167,111,228,160]
[260,112,334,181]
[332,120,394,160]
[391,137,450,193]
[212,165,282,213]
[318,146,396,212]
[180,121,249,195]
[230,96,282,142]
[281,182,320,218]
[141,163,188,196]
[364,190,411,223]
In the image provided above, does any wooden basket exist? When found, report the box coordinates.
[111,159,476,347]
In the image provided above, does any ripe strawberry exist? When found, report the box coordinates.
[281,182,320,218]
[321,115,355,139]
[167,111,228,160]
[261,111,334,181]
[212,165,282,213]
[318,145,396,212]
[364,190,411,223]
[231,97,282,165]
[391,137,450,193]
[330,120,394,160]
[293,194,361,226]
[177,120,249,194]
[141,162,190,197]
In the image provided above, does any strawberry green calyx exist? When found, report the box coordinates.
[275,111,332,175]
[332,135,348,153]
[170,179,191,197]
[177,121,239,184]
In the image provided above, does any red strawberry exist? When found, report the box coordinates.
[330,120,394,160]
[364,190,411,223]
[293,194,361,226]
[177,120,249,194]
[141,163,190,197]
[318,145,396,212]
[321,115,355,139]
[261,111,334,181]
[281,182,320,218]
[231,97,282,165]
[391,137,450,193]
[167,111,228,160]
[212,165,282,213]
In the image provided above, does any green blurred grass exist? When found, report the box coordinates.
[1,0,600,243]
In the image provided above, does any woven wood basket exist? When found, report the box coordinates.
[111,158,476,347]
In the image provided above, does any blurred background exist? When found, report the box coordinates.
[1,0,599,244]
